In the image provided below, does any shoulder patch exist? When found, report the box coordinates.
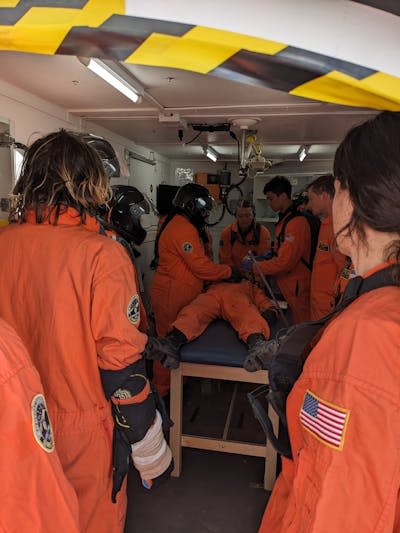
[182,241,193,253]
[31,394,55,453]
[300,390,350,451]
[127,294,140,324]
[318,241,329,252]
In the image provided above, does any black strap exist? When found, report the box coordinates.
[230,222,261,246]
[249,265,398,459]
[277,209,319,271]
[151,211,176,269]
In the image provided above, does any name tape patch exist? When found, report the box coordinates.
[318,241,329,252]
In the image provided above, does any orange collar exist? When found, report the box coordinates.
[363,260,397,279]
[25,206,101,233]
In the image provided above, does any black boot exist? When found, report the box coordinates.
[261,308,279,328]
[162,328,188,369]
[244,333,271,372]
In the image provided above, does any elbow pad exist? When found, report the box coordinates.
[100,358,156,443]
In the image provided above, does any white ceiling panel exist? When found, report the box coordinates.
[0,50,377,163]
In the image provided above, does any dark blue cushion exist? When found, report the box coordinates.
[180,319,247,367]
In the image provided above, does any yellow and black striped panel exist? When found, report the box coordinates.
[351,0,400,17]
[57,15,194,61]
[0,2,400,111]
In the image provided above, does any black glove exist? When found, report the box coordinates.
[111,426,131,502]
[142,337,168,361]
[100,360,156,443]
[151,384,174,431]
[224,266,243,283]
[100,359,156,502]
[142,329,187,369]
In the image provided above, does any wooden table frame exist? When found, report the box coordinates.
[169,362,279,490]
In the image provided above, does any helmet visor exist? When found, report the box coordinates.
[129,198,150,219]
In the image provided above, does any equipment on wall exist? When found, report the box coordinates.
[230,118,283,178]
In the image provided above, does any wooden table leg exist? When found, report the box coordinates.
[264,403,279,490]
[169,366,183,477]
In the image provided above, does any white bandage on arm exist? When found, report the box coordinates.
[131,410,172,482]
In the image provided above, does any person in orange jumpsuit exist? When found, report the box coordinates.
[0,131,158,533]
[242,176,311,324]
[333,256,356,305]
[306,174,346,319]
[259,111,400,532]
[0,318,80,532]
[150,183,234,396]
[219,199,271,268]
[146,279,279,372]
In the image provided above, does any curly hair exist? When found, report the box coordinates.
[10,129,111,224]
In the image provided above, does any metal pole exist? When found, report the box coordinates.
[247,251,289,328]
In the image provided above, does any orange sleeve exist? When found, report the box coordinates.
[0,321,80,532]
[218,226,234,266]
[91,242,148,371]
[176,223,231,281]
[265,309,400,532]
[256,225,272,255]
[256,217,310,276]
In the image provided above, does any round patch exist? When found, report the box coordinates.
[182,241,193,253]
[127,294,140,324]
[31,394,55,453]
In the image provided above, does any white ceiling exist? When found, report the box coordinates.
[0,50,377,163]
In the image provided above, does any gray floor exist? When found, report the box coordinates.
[125,378,272,533]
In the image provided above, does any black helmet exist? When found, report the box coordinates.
[79,133,120,178]
[172,183,213,224]
[109,185,149,245]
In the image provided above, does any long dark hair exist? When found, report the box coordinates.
[10,129,110,224]
[333,111,400,282]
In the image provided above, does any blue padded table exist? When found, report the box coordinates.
[181,319,247,367]
[170,319,279,491]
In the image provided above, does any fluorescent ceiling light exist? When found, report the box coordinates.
[298,145,310,162]
[205,146,218,162]
[79,57,143,104]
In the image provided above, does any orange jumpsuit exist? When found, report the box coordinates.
[172,280,274,343]
[0,208,148,533]
[310,214,346,320]
[0,318,80,533]
[219,222,271,268]
[255,212,311,324]
[151,214,231,395]
[259,262,400,533]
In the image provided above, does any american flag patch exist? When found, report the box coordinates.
[300,390,350,450]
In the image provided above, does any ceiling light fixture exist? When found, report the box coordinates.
[298,145,310,162]
[78,57,143,104]
[204,146,218,162]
